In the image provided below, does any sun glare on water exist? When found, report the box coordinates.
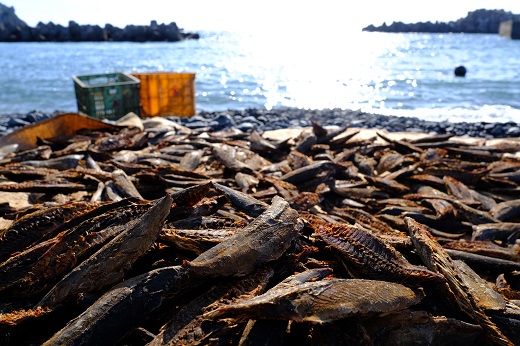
[220,29,408,111]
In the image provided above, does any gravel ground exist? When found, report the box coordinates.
[1,108,519,138]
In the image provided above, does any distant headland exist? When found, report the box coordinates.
[0,2,199,42]
[362,9,514,34]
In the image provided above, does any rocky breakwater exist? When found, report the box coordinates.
[363,9,514,34]
[0,2,199,42]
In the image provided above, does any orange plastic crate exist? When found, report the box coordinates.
[132,72,196,117]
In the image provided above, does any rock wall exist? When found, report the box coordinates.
[0,2,199,42]
[363,9,514,34]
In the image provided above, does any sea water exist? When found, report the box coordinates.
[1,30,520,123]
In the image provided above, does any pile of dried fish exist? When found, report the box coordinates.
[0,113,519,345]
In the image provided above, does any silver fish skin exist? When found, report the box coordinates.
[179,150,202,171]
[280,161,335,185]
[213,182,269,217]
[274,268,334,288]
[112,169,143,199]
[21,154,84,170]
[212,143,254,173]
[183,195,302,278]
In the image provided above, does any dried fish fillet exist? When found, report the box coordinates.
[406,217,514,346]
[213,182,268,217]
[472,222,520,242]
[453,259,507,312]
[159,228,236,255]
[0,201,94,262]
[42,266,194,346]
[280,161,335,185]
[310,215,443,284]
[37,195,172,308]
[183,195,302,277]
[205,278,423,323]
[1,198,154,297]
[491,199,520,222]
[150,267,275,346]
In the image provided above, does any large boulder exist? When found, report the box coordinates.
[0,2,29,41]
[0,3,26,28]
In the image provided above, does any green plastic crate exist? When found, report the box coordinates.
[73,72,141,120]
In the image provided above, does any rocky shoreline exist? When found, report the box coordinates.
[1,108,519,139]
[0,2,199,42]
[363,9,514,34]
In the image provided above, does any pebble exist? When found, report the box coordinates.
[0,108,519,139]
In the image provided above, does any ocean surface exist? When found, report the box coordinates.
[1,30,520,123]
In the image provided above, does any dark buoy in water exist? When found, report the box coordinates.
[454,65,467,77]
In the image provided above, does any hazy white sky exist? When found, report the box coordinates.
[4,0,520,32]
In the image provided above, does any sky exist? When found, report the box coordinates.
[4,0,520,33]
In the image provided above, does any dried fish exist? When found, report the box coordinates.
[376,150,404,174]
[453,259,507,312]
[280,161,335,185]
[0,201,94,262]
[445,249,520,272]
[376,132,424,154]
[294,132,317,154]
[104,181,123,201]
[205,278,424,323]
[213,182,268,217]
[42,266,194,346]
[326,206,404,237]
[183,195,302,277]
[111,168,143,199]
[179,150,202,171]
[364,310,482,345]
[472,222,520,242]
[0,145,52,163]
[20,154,84,170]
[37,195,172,308]
[287,150,313,170]
[452,200,499,224]
[424,198,455,219]
[491,199,520,222]
[0,180,92,193]
[406,217,514,346]
[0,116,517,344]
[309,215,443,284]
[249,130,278,155]
[354,152,378,175]
[159,228,236,255]
[235,172,260,193]
[0,198,154,297]
[150,267,275,346]
[213,143,255,174]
